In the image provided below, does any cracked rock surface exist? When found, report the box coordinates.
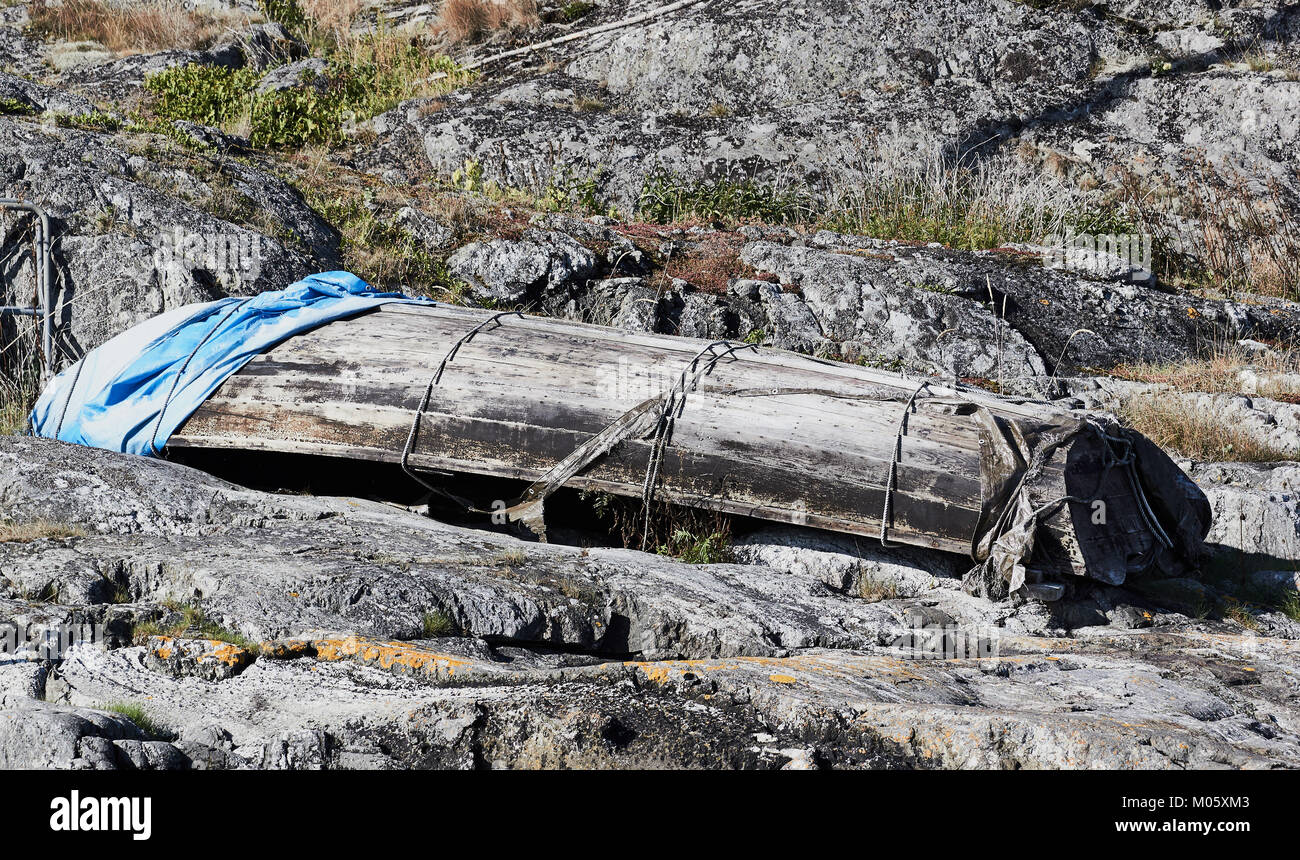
[3,438,1299,769]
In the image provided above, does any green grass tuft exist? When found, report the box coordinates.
[101,701,172,740]
[638,169,813,225]
[656,528,732,564]
[421,611,458,638]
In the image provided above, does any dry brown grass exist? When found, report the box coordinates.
[27,0,248,54]
[0,519,86,543]
[0,399,29,436]
[1110,341,1300,403]
[1120,394,1290,462]
[858,575,901,603]
[435,0,539,44]
[299,0,365,44]
[1119,158,1300,301]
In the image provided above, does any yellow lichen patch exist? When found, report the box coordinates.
[623,653,944,692]
[624,659,736,686]
[207,641,251,667]
[641,666,671,685]
[309,635,473,681]
[148,636,175,660]
[259,638,316,659]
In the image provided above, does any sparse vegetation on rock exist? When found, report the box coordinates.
[4,0,1300,770]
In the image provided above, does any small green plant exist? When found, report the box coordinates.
[249,84,345,148]
[560,0,595,21]
[451,157,486,194]
[1281,591,1300,623]
[259,0,308,36]
[743,328,766,345]
[304,192,462,295]
[101,702,172,740]
[540,168,606,214]
[92,204,118,234]
[0,97,35,116]
[638,169,813,225]
[145,44,473,150]
[53,110,122,132]
[133,602,260,653]
[656,528,732,564]
[914,281,956,294]
[421,610,458,638]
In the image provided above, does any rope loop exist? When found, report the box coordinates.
[879,380,932,547]
[400,311,523,505]
[639,340,758,549]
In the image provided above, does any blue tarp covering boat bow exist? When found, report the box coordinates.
[29,271,426,456]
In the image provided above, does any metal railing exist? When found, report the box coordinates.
[0,198,53,380]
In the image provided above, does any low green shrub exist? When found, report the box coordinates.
[144,64,258,127]
[638,169,814,224]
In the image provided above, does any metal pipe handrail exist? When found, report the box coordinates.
[0,198,53,379]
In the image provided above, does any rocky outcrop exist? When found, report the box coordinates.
[0,117,336,356]
[3,437,1300,769]
[359,0,1300,263]
[448,228,599,304]
[0,699,189,769]
[0,70,98,117]
[436,222,1300,376]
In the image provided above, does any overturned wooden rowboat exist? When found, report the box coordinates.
[167,303,1210,595]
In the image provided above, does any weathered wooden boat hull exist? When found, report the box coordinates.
[169,303,1210,590]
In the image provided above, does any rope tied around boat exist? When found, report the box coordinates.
[396,321,756,534]
[401,311,523,508]
[639,339,759,549]
[879,379,933,548]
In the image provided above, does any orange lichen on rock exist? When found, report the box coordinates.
[306,635,475,682]
[259,638,317,659]
[150,636,175,660]
[143,635,253,680]
[207,640,250,667]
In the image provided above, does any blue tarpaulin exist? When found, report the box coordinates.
[30,272,428,456]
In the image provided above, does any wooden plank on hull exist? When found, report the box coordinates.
[167,303,1096,562]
